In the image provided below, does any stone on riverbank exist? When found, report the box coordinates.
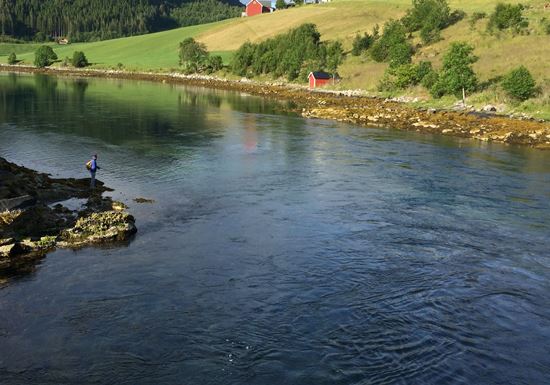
[59,211,136,247]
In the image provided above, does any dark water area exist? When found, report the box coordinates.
[1,72,549,385]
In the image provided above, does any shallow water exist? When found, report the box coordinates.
[1,73,549,385]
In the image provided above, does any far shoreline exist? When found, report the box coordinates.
[1,64,549,149]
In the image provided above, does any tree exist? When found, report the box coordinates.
[34,45,58,68]
[402,0,451,44]
[0,0,243,43]
[276,0,286,10]
[231,41,256,77]
[488,3,528,33]
[230,24,328,82]
[370,20,412,67]
[326,41,343,82]
[8,52,16,65]
[431,42,478,98]
[501,66,537,101]
[179,37,208,73]
[351,32,374,56]
[71,51,89,67]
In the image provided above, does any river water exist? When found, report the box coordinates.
[0,73,549,384]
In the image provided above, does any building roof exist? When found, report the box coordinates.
[309,71,331,79]
[248,0,272,7]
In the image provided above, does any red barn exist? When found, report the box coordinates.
[245,0,273,17]
[308,71,332,89]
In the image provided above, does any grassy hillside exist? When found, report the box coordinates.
[1,0,548,117]
[1,21,233,71]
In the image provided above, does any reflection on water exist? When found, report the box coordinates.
[0,73,550,385]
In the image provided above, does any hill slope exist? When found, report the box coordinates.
[1,0,549,116]
[2,21,233,71]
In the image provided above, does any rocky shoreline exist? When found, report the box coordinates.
[0,157,137,274]
[1,64,549,148]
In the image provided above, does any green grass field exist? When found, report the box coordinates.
[0,20,233,71]
[1,0,548,118]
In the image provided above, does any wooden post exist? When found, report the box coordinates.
[462,87,466,106]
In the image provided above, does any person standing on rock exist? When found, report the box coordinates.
[86,154,100,188]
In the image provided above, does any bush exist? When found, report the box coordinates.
[431,42,478,98]
[71,51,89,67]
[377,72,397,92]
[487,3,528,33]
[370,20,412,67]
[393,64,421,88]
[402,0,452,44]
[326,40,344,78]
[469,12,487,27]
[206,55,223,73]
[231,41,256,77]
[231,24,332,81]
[34,45,57,68]
[7,52,17,65]
[385,61,434,89]
[421,68,439,89]
[351,32,374,56]
[501,66,537,101]
[276,0,286,9]
[179,37,209,73]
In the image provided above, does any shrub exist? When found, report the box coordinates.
[421,68,439,89]
[72,51,89,67]
[231,24,331,81]
[179,37,208,73]
[487,3,528,33]
[393,64,421,88]
[402,0,452,44]
[206,55,223,73]
[351,32,374,56]
[326,40,344,78]
[7,52,16,65]
[431,42,478,98]
[370,20,412,67]
[416,60,433,80]
[276,0,286,9]
[386,61,434,89]
[501,66,537,101]
[377,72,397,92]
[388,42,413,68]
[231,41,256,77]
[469,12,487,27]
[34,45,57,67]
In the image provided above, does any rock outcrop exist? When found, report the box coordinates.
[0,157,137,274]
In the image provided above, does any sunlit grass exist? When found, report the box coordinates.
[0,0,548,117]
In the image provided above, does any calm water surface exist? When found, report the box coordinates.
[0,73,549,384]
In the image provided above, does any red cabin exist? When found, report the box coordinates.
[308,71,332,89]
[245,0,273,17]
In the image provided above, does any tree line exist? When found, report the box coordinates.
[0,0,242,42]
[230,23,343,81]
